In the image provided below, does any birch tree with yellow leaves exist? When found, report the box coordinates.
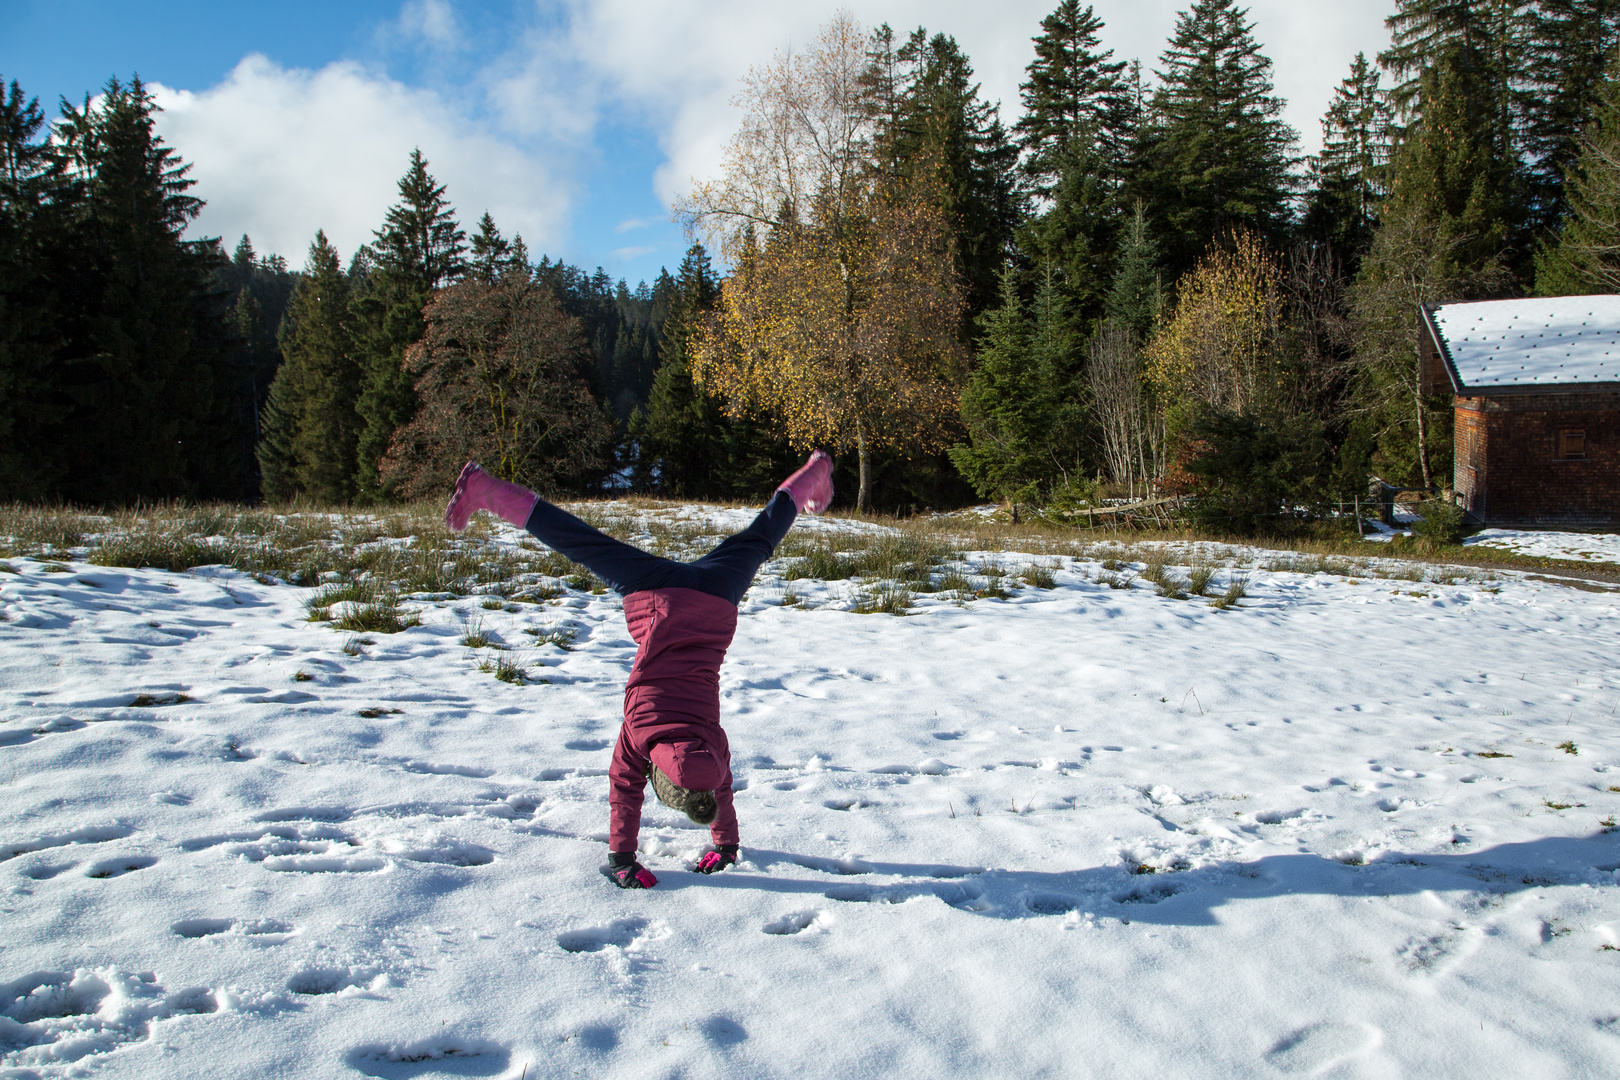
[679,13,967,510]
[1143,231,1285,416]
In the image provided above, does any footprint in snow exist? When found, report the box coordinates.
[556,917,650,954]
[170,917,298,943]
[699,1015,749,1046]
[172,917,235,938]
[2,824,138,865]
[1265,1021,1382,1074]
[286,963,393,996]
[344,1036,509,1078]
[84,854,157,878]
[0,969,219,1068]
[762,910,828,935]
[401,760,495,779]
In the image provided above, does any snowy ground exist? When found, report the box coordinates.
[1464,529,1620,566]
[3,509,1620,1079]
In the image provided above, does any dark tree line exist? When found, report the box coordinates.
[8,0,1620,520]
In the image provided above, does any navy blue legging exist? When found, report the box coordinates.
[522,491,799,605]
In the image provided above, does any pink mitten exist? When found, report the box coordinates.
[446,463,539,532]
[778,450,833,514]
[694,845,738,874]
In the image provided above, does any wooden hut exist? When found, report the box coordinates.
[1419,296,1620,526]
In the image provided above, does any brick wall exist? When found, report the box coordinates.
[1455,391,1620,525]
[1454,401,1487,516]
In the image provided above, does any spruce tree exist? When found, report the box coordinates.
[1522,0,1620,237]
[1133,0,1299,284]
[221,235,295,497]
[0,78,64,499]
[1015,2,1127,199]
[469,210,513,283]
[1380,0,1529,140]
[258,230,360,502]
[1014,3,1131,325]
[631,244,725,496]
[950,269,1070,506]
[1301,53,1392,258]
[1018,141,1116,322]
[352,149,466,500]
[884,29,1024,320]
[52,77,231,503]
[1105,201,1163,340]
[1350,52,1520,489]
[1379,0,1532,265]
[1535,55,1620,294]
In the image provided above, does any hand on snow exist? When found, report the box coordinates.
[694,844,738,874]
[603,852,657,889]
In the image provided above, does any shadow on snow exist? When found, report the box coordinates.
[659,834,1620,926]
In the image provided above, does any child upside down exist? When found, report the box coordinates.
[445,451,833,888]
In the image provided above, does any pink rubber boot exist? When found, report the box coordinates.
[778,450,833,515]
[445,463,539,532]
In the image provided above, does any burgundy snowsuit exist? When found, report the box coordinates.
[608,588,741,851]
[519,489,798,855]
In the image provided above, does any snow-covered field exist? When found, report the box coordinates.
[4,508,1620,1079]
[1464,528,1620,566]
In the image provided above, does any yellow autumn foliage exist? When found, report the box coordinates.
[1145,232,1285,416]
[691,181,966,463]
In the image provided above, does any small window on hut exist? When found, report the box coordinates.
[1557,429,1587,460]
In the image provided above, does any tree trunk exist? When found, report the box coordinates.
[856,422,870,513]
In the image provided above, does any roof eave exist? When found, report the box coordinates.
[1419,301,1465,395]
[1453,380,1620,397]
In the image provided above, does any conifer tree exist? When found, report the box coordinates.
[1014,4,1130,325]
[1105,201,1164,340]
[1379,1,1532,259]
[1523,0,1620,236]
[258,230,360,502]
[1350,56,1516,489]
[1301,53,1392,258]
[0,78,63,499]
[1134,0,1299,283]
[631,246,717,494]
[52,77,230,503]
[1535,55,1620,294]
[1015,2,1127,199]
[352,149,466,499]
[1379,0,1528,140]
[951,270,1038,503]
[951,269,1088,506]
[884,29,1023,320]
[221,235,295,497]
[1018,140,1117,322]
[469,211,514,283]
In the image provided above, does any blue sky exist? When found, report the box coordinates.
[1,0,1397,288]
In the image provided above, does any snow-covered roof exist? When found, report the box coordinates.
[1427,295,1620,390]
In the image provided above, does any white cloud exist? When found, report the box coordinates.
[615,218,649,233]
[610,245,658,261]
[151,54,569,265]
[393,0,462,51]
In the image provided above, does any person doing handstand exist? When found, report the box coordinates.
[445,452,834,889]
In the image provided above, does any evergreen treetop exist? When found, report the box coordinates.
[1015,2,1127,199]
[1137,0,1299,283]
[371,147,467,292]
[1302,53,1393,255]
